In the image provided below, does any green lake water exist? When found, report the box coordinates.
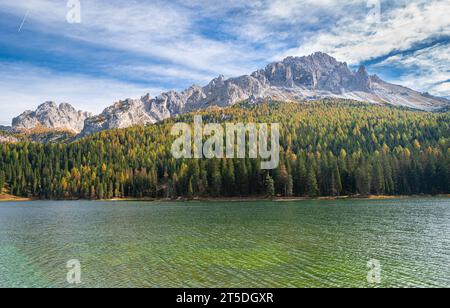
[0,198,449,288]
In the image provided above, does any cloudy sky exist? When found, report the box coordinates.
[0,0,448,125]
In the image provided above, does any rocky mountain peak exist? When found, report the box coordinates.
[357,64,367,74]
[262,53,359,92]
[38,101,57,109]
[352,65,371,91]
[12,102,92,133]
[207,75,226,89]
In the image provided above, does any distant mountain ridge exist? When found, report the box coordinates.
[8,52,450,136]
[12,102,92,134]
[80,52,449,135]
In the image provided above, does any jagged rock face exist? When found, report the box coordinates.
[12,102,92,133]
[79,52,450,136]
[82,98,160,135]
[260,53,355,92]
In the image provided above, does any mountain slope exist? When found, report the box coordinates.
[81,52,449,135]
[12,102,92,134]
[2,100,449,199]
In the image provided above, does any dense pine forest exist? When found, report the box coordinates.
[1,100,449,200]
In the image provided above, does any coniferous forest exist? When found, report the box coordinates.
[1,100,449,200]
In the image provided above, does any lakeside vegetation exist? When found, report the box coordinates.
[1,100,449,200]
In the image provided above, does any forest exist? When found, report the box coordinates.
[0,100,449,199]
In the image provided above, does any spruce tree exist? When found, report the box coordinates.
[306,167,319,197]
[265,173,275,197]
[0,171,4,195]
[286,175,294,197]
[356,166,371,196]
[187,177,194,199]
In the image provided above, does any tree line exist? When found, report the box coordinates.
[0,100,449,199]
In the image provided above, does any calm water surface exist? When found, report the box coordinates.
[0,198,449,288]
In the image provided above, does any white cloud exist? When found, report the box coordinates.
[374,44,450,97]
[2,1,447,71]
[263,0,361,20]
[0,62,163,125]
[0,0,261,77]
[278,0,450,64]
[431,82,450,98]
[107,64,214,86]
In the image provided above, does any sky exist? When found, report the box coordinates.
[0,0,449,125]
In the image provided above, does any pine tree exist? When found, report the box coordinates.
[382,155,395,195]
[98,184,104,200]
[188,161,200,195]
[199,170,209,196]
[210,159,222,197]
[332,161,342,196]
[278,164,289,196]
[446,149,450,192]
[265,173,275,197]
[295,157,307,196]
[306,166,319,197]
[356,166,371,196]
[171,173,178,198]
[223,160,235,196]
[371,157,384,195]
[187,177,194,199]
[286,175,294,197]
[0,170,4,194]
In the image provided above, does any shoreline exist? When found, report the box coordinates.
[1,194,449,203]
[0,195,33,202]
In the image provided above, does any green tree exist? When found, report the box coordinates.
[97,183,104,200]
[265,173,275,197]
[371,155,384,195]
[295,157,307,196]
[210,160,222,197]
[236,160,249,196]
[0,171,5,194]
[187,177,194,199]
[306,167,319,197]
[286,175,294,197]
[356,166,371,196]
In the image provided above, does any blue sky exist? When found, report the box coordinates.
[0,0,449,125]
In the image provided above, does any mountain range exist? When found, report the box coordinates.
[5,52,450,137]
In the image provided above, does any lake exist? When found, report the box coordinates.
[0,198,449,288]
